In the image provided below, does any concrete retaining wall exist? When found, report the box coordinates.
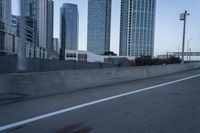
[0,56,117,74]
[1,62,200,98]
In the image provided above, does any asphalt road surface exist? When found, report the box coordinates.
[1,69,200,133]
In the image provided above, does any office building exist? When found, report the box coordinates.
[23,0,54,59]
[64,50,135,63]
[119,0,156,57]
[60,3,79,60]
[53,38,59,53]
[0,0,15,56]
[23,0,37,45]
[11,15,20,54]
[87,0,112,55]
[39,0,54,57]
[11,16,19,36]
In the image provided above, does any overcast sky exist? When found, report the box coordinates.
[12,0,200,57]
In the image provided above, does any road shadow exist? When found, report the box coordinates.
[56,123,92,133]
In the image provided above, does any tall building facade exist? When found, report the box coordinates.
[23,0,39,49]
[11,15,20,54]
[60,3,79,60]
[46,0,54,56]
[38,0,54,56]
[87,0,112,55]
[119,0,156,57]
[23,0,54,59]
[0,0,15,56]
[53,38,59,53]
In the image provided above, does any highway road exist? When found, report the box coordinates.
[1,69,200,133]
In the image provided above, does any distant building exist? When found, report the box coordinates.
[87,0,112,55]
[23,0,54,59]
[157,54,168,59]
[23,0,38,47]
[65,50,89,62]
[64,50,135,64]
[0,0,15,56]
[60,3,79,60]
[46,0,54,58]
[119,0,156,57]
[11,15,20,54]
[11,15,46,59]
[11,15,19,36]
[46,38,59,59]
[53,38,59,53]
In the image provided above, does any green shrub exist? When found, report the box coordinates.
[135,56,181,66]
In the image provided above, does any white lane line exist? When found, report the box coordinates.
[0,74,200,131]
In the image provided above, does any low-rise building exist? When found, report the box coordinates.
[65,50,135,64]
[65,50,104,63]
[25,43,47,59]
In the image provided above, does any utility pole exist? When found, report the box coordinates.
[17,0,27,72]
[189,48,192,62]
[187,39,192,61]
[180,10,190,64]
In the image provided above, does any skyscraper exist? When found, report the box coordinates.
[38,0,54,57]
[60,3,79,60]
[0,0,15,56]
[23,0,38,46]
[87,0,112,55]
[23,0,54,58]
[119,0,156,57]
[11,15,20,54]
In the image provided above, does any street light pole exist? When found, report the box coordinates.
[189,48,192,62]
[187,39,192,61]
[17,0,27,72]
[180,10,190,64]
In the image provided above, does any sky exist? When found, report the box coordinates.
[12,0,200,57]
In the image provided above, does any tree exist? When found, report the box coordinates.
[102,51,117,56]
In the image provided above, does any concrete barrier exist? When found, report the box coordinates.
[0,56,117,74]
[1,62,200,98]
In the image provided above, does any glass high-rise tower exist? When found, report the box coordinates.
[87,0,112,55]
[119,0,156,57]
[60,3,79,60]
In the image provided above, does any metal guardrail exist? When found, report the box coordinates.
[167,52,200,56]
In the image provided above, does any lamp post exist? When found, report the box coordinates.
[187,39,192,61]
[17,0,27,72]
[189,48,192,62]
[180,10,190,63]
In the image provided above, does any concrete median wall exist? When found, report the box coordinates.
[0,56,117,74]
[1,62,200,98]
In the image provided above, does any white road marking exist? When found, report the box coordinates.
[0,74,200,131]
